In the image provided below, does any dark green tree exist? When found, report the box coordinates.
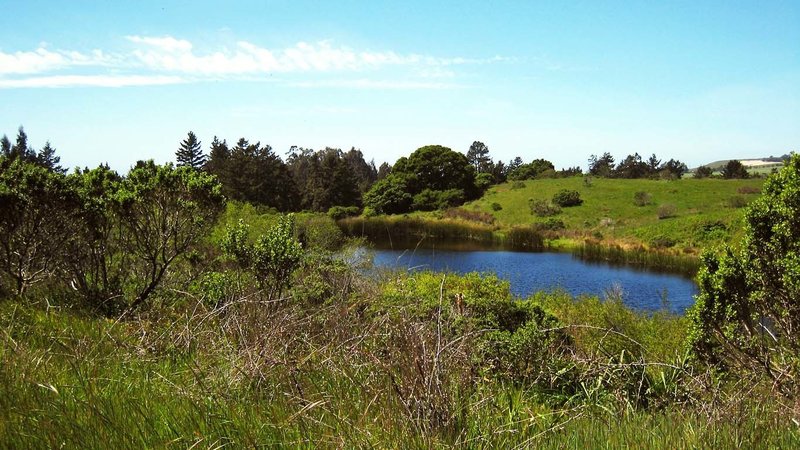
[588,152,615,177]
[467,141,492,173]
[9,127,36,164]
[362,174,414,214]
[660,159,688,179]
[508,159,555,180]
[175,131,207,170]
[36,141,64,173]
[694,166,713,178]
[688,154,800,396]
[0,135,10,157]
[377,162,392,180]
[721,160,749,179]
[615,153,648,179]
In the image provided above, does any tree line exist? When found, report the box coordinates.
[587,152,688,179]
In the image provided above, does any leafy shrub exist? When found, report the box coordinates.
[657,204,677,219]
[327,205,361,220]
[633,191,652,206]
[222,214,303,299]
[193,271,238,308]
[689,154,800,397]
[529,198,561,217]
[552,189,583,207]
[490,202,502,211]
[536,218,565,231]
[510,181,526,190]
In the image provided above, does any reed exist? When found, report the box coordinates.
[572,242,700,276]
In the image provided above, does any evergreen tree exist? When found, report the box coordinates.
[0,135,10,157]
[36,141,64,173]
[377,162,392,180]
[10,127,36,163]
[466,141,492,173]
[175,131,206,169]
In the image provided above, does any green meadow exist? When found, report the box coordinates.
[466,176,765,252]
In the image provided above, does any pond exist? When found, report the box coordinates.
[370,246,699,313]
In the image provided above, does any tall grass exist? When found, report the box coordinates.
[338,216,549,251]
[572,242,701,276]
[1,269,797,448]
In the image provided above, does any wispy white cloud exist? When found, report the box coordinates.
[0,35,511,88]
[285,78,463,90]
[0,74,185,88]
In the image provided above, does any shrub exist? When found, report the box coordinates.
[552,189,583,207]
[721,160,749,179]
[529,198,561,217]
[688,154,800,397]
[694,166,713,178]
[633,191,652,207]
[657,204,677,219]
[510,181,526,190]
[222,214,303,299]
[490,202,502,211]
[536,218,565,231]
[327,205,361,220]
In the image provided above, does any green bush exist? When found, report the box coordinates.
[490,202,502,211]
[552,189,583,207]
[327,205,361,220]
[657,204,677,219]
[529,198,561,217]
[536,218,566,231]
[633,191,652,206]
[688,154,800,397]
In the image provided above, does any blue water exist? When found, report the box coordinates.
[371,248,699,313]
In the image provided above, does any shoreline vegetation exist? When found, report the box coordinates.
[338,215,701,276]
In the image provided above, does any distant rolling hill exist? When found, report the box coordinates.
[694,154,791,173]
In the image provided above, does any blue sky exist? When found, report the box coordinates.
[1,0,798,171]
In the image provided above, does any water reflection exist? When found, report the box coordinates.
[370,242,699,313]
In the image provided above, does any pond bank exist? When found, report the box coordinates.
[338,216,700,277]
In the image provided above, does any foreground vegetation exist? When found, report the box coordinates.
[2,273,798,448]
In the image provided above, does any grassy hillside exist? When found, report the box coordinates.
[465,177,765,252]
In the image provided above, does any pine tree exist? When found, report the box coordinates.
[36,141,64,173]
[175,131,206,169]
[0,135,10,157]
[11,126,36,163]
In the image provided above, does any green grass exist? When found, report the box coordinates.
[2,270,798,448]
[467,177,765,251]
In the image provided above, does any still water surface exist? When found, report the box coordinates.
[371,248,699,313]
